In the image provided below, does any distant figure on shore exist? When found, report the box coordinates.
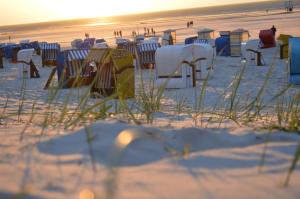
[285,1,294,12]
[271,25,277,36]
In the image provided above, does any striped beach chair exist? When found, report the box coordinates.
[39,42,61,66]
[56,49,92,88]
[117,41,137,57]
[86,48,135,98]
[137,43,160,69]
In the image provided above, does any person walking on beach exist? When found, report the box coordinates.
[271,25,277,36]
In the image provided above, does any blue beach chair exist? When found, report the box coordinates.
[289,37,300,85]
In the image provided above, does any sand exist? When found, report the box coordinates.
[0,8,300,199]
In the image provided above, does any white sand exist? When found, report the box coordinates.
[0,9,300,199]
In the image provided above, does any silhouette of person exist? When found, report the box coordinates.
[271,25,277,36]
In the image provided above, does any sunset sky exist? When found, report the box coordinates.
[0,0,270,26]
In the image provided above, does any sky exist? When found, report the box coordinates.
[0,0,269,26]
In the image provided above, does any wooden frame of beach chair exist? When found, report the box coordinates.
[289,37,300,85]
[86,48,135,98]
[56,49,93,88]
[39,42,60,66]
[137,42,161,69]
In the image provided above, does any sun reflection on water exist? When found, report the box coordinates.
[79,189,94,199]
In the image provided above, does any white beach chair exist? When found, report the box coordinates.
[154,44,214,89]
[17,49,35,79]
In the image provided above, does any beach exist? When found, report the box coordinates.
[0,1,300,199]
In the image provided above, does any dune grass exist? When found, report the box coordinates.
[0,47,300,198]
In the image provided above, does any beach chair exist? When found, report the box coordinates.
[17,49,40,79]
[117,41,137,58]
[216,36,230,56]
[277,34,293,59]
[259,29,276,49]
[137,42,160,69]
[81,38,96,49]
[154,44,213,89]
[39,42,61,66]
[56,49,92,88]
[198,28,215,40]
[12,45,21,63]
[289,38,300,85]
[71,39,83,49]
[162,29,176,45]
[0,45,4,68]
[230,29,250,57]
[185,36,198,45]
[85,48,135,98]
[241,40,265,66]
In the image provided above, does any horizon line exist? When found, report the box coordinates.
[0,0,285,27]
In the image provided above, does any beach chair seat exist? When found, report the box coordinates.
[289,38,300,85]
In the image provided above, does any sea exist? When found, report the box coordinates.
[0,0,299,47]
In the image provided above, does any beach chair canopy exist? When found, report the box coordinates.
[17,49,35,63]
[39,42,60,50]
[137,43,160,53]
